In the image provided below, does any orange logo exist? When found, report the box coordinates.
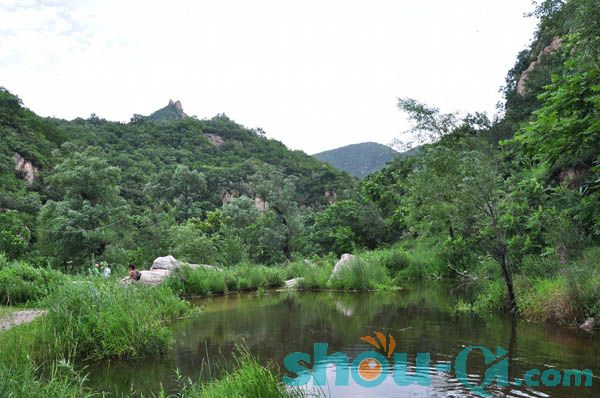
[357,331,397,381]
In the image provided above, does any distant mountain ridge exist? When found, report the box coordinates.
[313,142,400,178]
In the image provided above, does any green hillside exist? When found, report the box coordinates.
[313,142,399,178]
[0,93,357,267]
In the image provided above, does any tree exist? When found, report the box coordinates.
[311,199,385,255]
[37,149,125,271]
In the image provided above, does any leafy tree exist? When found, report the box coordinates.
[37,149,125,271]
[0,211,30,259]
[311,199,385,255]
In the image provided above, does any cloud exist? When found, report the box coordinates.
[0,0,537,153]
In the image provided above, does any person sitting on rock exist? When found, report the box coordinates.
[128,263,142,282]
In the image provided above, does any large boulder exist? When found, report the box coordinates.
[150,255,220,272]
[330,253,355,278]
[120,256,220,286]
[138,269,171,285]
[150,255,181,271]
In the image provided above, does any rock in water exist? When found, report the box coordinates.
[330,253,355,278]
[580,317,595,333]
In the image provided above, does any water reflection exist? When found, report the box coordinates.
[88,283,599,397]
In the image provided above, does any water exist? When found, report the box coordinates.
[89,283,600,397]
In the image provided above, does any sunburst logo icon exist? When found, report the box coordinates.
[356,331,397,382]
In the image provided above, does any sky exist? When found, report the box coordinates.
[0,0,538,154]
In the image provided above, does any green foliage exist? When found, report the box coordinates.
[0,261,67,305]
[311,199,386,255]
[0,211,31,259]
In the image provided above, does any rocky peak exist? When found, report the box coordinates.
[147,99,188,121]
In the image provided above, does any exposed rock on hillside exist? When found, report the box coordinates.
[12,152,38,183]
[517,37,561,96]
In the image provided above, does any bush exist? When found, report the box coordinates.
[0,261,67,305]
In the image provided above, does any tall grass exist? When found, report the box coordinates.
[161,348,303,398]
[328,257,390,291]
[166,264,286,297]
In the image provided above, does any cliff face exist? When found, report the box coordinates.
[12,152,38,183]
[516,36,562,96]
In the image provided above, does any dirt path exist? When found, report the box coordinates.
[0,309,46,331]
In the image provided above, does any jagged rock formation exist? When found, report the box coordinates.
[517,37,562,96]
[146,100,188,121]
[12,152,38,183]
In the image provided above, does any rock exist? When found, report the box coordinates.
[150,255,181,271]
[13,152,38,183]
[580,317,595,333]
[285,278,304,288]
[517,36,561,96]
[119,256,221,286]
[187,263,222,272]
[330,253,355,278]
[204,133,224,147]
[138,269,171,285]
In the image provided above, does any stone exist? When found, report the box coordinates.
[12,152,38,183]
[150,255,181,271]
[138,269,171,285]
[330,253,355,278]
[517,36,561,96]
[285,278,304,288]
[580,317,595,333]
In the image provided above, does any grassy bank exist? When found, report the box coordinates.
[0,276,190,397]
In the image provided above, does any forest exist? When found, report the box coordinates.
[0,0,599,396]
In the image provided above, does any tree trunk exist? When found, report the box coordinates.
[498,251,517,314]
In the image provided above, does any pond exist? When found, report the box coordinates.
[88,283,600,397]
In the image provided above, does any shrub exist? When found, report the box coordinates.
[0,261,67,305]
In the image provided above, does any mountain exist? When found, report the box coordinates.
[146,99,187,121]
[313,142,400,178]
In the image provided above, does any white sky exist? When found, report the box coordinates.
[0,0,537,154]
